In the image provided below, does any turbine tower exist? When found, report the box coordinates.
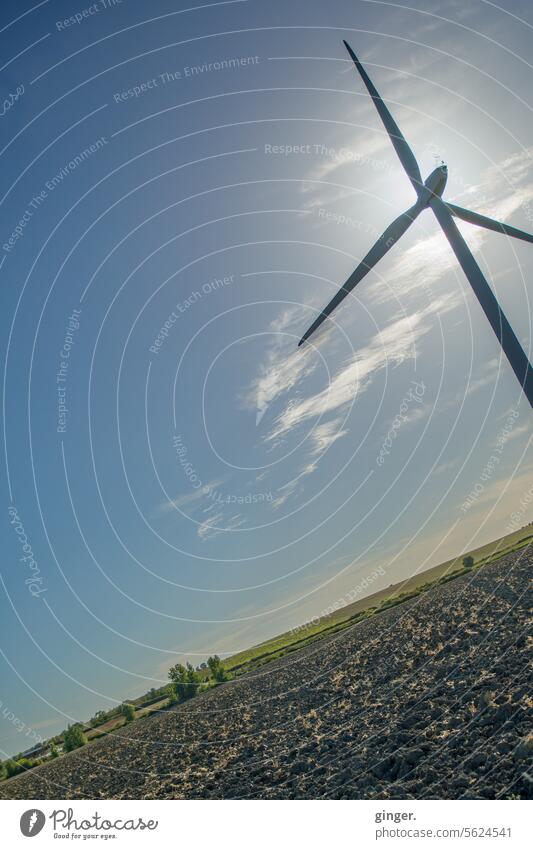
[299,40,533,408]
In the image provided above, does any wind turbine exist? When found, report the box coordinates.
[299,40,533,408]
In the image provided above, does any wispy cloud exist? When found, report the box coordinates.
[448,147,533,222]
[242,306,322,427]
[309,418,349,455]
[365,221,468,307]
[268,312,427,440]
[197,512,246,541]
[271,479,299,510]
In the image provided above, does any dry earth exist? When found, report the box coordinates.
[1,547,531,800]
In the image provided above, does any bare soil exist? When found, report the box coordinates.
[1,547,531,800]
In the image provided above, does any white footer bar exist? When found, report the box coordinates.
[2,798,529,847]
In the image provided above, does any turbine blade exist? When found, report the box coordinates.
[431,197,533,407]
[446,202,533,244]
[343,40,422,194]
[299,204,421,346]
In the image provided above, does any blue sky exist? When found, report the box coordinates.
[1,0,532,757]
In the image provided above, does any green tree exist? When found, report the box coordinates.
[120,703,136,723]
[168,662,201,701]
[207,655,228,683]
[4,758,35,778]
[63,724,87,752]
[50,745,60,759]
[90,710,107,727]
[463,555,474,569]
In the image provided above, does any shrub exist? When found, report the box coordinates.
[50,746,60,759]
[4,760,19,778]
[166,684,178,705]
[4,758,35,778]
[207,655,228,683]
[62,724,87,752]
[90,710,107,727]
[462,555,474,569]
[168,662,201,701]
[120,703,136,723]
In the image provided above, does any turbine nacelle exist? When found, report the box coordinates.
[420,165,448,203]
